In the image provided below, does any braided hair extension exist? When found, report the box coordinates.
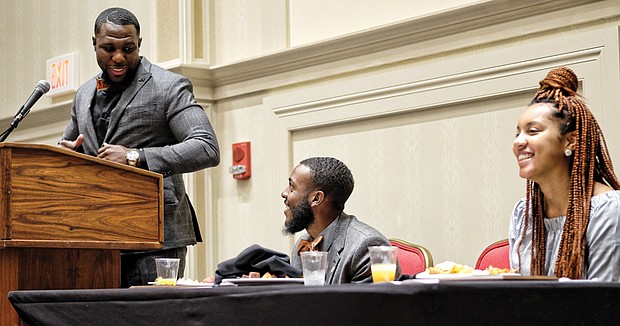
[519,67,620,279]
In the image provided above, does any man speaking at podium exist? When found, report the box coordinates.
[58,7,220,287]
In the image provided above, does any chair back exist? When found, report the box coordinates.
[475,239,510,270]
[389,238,433,275]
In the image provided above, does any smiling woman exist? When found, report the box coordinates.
[513,103,570,184]
[509,66,620,281]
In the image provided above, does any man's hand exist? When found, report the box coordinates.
[201,275,215,283]
[57,134,85,151]
[97,143,130,164]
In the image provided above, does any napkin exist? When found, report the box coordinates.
[214,244,302,284]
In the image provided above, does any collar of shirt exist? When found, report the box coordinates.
[315,213,341,252]
[96,61,140,94]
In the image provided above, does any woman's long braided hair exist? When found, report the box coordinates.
[518,66,620,279]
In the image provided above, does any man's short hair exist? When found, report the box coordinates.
[95,7,141,35]
[300,157,354,212]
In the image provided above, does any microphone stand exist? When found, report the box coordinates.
[0,110,27,142]
[2,80,51,142]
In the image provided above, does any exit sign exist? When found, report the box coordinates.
[46,52,79,96]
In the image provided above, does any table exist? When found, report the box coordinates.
[9,280,620,325]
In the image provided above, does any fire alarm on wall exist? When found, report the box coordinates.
[229,141,251,179]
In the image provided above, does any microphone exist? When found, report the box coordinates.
[11,80,51,127]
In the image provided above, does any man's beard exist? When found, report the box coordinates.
[282,198,314,235]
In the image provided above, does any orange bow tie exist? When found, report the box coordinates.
[297,235,323,255]
[96,77,110,91]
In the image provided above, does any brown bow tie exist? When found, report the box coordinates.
[96,77,110,91]
[297,235,323,255]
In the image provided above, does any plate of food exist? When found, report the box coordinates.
[415,261,519,279]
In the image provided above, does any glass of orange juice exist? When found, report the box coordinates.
[368,246,398,282]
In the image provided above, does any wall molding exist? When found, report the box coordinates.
[210,0,600,84]
[268,29,612,132]
[163,0,606,100]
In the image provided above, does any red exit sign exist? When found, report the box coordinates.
[46,52,79,96]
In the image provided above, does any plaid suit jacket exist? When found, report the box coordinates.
[62,57,220,249]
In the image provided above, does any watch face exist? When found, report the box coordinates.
[127,150,139,160]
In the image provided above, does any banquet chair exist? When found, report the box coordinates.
[475,239,510,270]
[389,238,434,276]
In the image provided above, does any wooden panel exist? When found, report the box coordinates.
[17,248,120,290]
[0,143,164,247]
[0,149,10,240]
[0,250,19,326]
[9,149,160,243]
[1,248,120,325]
[1,239,162,250]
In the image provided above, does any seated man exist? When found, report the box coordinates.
[282,156,400,283]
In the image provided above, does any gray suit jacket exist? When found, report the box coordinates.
[62,57,220,249]
[291,212,400,284]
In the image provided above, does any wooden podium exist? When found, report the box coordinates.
[0,143,163,325]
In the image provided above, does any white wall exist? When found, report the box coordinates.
[289,0,484,46]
